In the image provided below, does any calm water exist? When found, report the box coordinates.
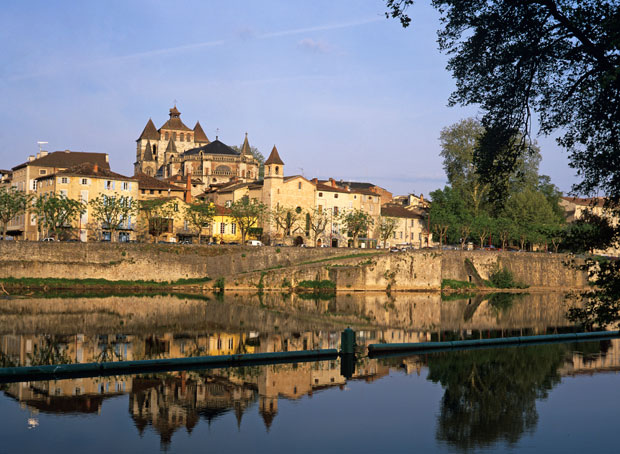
[0,292,618,453]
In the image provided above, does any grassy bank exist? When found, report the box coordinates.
[0,276,212,292]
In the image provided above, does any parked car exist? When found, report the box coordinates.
[247,240,263,246]
[41,237,55,242]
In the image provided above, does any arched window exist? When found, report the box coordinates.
[275,166,279,175]
[172,132,177,140]
[165,132,169,140]
[180,133,184,141]
[152,145,157,154]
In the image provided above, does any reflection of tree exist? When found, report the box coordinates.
[27,336,73,366]
[427,345,568,451]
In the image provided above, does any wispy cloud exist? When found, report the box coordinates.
[259,17,381,39]
[5,17,381,81]
[297,38,331,54]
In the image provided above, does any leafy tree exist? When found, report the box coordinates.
[429,186,467,247]
[504,188,559,250]
[271,205,300,238]
[139,198,176,243]
[0,187,32,240]
[229,196,268,243]
[89,194,136,242]
[377,216,398,248]
[306,207,329,247]
[562,211,618,254]
[386,0,620,204]
[32,193,85,240]
[472,215,494,248]
[340,208,374,248]
[494,217,514,250]
[185,200,216,244]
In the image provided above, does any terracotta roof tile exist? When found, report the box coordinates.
[133,173,186,191]
[36,162,134,181]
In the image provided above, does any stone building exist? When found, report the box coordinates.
[134,106,260,187]
[35,162,139,242]
[9,150,110,240]
[379,203,431,248]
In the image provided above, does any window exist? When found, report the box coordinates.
[318,205,323,214]
[217,338,222,349]
[61,177,69,184]
[318,192,323,197]
[106,180,112,190]
[229,339,233,349]
[333,206,339,215]
[165,132,169,140]
[220,223,226,234]
[231,223,236,234]
[174,203,179,212]
[81,178,88,185]
[149,189,154,194]
[172,132,177,140]
[334,194,338,199]
[275,166,279,175]
[39,169,47,175]
[122,182,129,191]
[30,180,37,191]
[298,182,302,190]
[180,133,184,141]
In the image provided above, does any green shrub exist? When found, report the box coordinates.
[297,280,336,289]
[441,279,476,290]
[488,268,528,289]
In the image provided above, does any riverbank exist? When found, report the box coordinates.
[0,243,589,293]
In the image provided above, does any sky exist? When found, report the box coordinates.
[0,0,579,197]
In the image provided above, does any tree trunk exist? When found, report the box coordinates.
[2,222,6,240]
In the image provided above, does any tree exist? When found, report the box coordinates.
[32,193,85,239]
[504,188,559,250]
[89,194,136,242]
[306,207,329,247]
[340,209,374,248]
[429,187,466,247]
[472,215,494,248]
[0,187,31,240]
[377,216,398,248]
[271,205,300,238]
[185,200,216,244]
[386,0,620,204]
[229,196,268,244]
[139,198,176,243]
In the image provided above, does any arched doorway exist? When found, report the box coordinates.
[294,236,304,246]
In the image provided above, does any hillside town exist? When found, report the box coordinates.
[0,105,431,249]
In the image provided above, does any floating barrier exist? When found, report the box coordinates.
[0,349,339,384]
[367,330,620,357]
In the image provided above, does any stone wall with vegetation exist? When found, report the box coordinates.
[0,242,351,282]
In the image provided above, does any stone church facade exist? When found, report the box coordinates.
[134,106,260,188]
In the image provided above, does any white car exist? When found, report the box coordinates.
[247,240,263,246]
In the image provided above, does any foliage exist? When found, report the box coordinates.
[488,268,528,289]
[89,193,137,242]
[568,257,620,330]
[272,205,300,237]
[232,144,265,179]
[229,196,268,243]
[429,186,468,247]
[377,216,398,247]
[185,200,216,243]
[0,186,32,239]
[441,279,476,290]
[296,279,336,290]
[306,207,329,246]
[562,211,618,254]
[340,208,374,248]
[139,198,176,242]
[33,193,85,239]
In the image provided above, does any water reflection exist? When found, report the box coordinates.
[1,291,618,452]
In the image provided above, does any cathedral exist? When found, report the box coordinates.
[134,106,260,189]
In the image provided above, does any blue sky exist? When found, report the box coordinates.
[0,0,578,196]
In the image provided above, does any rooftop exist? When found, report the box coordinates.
[13,151,110,171]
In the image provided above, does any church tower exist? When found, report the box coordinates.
[263,145,284,214]
[135,119,160,176]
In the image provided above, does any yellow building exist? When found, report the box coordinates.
[379,203,431,248]
[8,150,110,240]
[35,162,138,242]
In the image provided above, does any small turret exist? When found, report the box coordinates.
[264,145,284,179]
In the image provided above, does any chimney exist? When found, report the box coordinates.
[311,178,318,185]
[64,149,70,153]
[40,151,48,158]
[329,178,336,188]
[185,173,192,203]
[93,163,98,173]
[28,155,35,162]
